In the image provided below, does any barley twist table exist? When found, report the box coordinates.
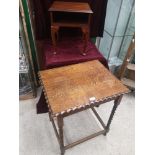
[38,60,129,155]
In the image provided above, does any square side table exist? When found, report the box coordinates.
[39,60,129,155]
[48,1,93,55]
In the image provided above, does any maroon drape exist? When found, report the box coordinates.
[32,0,108,39]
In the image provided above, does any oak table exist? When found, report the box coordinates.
[48,1,93,55]
[38,60,130,155]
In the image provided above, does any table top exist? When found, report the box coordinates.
[48,1,93,14]
[39,60,129,116]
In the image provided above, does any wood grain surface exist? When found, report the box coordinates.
[39,60,129,115]
[48,1,93,13]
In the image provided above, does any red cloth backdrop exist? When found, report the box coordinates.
[42,38,109,70]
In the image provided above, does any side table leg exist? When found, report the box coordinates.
[83,32,89,56]
[51,26,58,55]
[57,116,65,155]
[82,27,89,56]
[104,95,123,136]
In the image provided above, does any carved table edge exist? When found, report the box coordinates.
[53,91,130,117]
[38,72,131,118]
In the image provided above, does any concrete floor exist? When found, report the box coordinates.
[19,88,134,155]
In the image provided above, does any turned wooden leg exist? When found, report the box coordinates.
[51,26,59,55]
[104,95,123,136]
[82,27,89,56]
[82,33,87,56]
[57,116,65,155]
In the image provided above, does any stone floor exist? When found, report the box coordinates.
[19,88,134,155]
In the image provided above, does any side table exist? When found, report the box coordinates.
[48,1,93,55]
[38,60,130,155]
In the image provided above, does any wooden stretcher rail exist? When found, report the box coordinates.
[64,130,106,150]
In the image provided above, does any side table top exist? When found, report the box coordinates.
[48,1,93,14]
[39,60,129,116]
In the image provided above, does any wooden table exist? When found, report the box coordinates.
[48,1,93,55]
[38,60,129,155]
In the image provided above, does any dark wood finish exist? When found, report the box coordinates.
[57,116,65,155]
[49,1,93,13]
[48,1,93,55]
[31,0,108,39]
[38,60,130,154]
